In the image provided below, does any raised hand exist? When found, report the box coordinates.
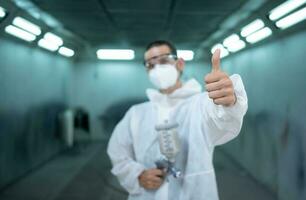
[204,49,236,106]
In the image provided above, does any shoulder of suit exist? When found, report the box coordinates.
[130,101,152,113]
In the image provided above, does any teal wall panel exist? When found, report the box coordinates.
[218,30,306,199]
[0,38,73,190]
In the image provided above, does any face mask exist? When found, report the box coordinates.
[149,64,179,90]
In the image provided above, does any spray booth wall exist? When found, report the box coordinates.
[219,30,306,200]
[0,38,73,189]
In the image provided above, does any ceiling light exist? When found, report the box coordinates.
[246,27,272,44]
[275,7,306,29]
[241,19,265,37]
[177,50,194,61]
[38,39,59,52]
[226,40,246,53]
[59,47,75,57]
[44,32,63,46]
[5,25,36,42]
[223,34,240,47]
[0,6,6,18]
[211,44,229,58]
[12,16,41,35]
[222,34,245,53]
[269,0,306,21]
[96,49,135,60]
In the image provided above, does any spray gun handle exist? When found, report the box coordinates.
[155,159,182,178]
[155,159,169,170]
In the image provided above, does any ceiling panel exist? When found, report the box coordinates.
[104,0,171,12]
[30,0,247,50]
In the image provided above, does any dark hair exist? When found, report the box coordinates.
[145,40,177,56]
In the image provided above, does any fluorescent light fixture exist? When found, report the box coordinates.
[59,47,75,57]
[226,40,246,53]
[222,34,245,53]
[246,27,272,44]
[96,49,135,60]
[211,44,229,58]
[38,39,59,52]
[0,6,6,18]
[177,50,194,61]
[223,34,240,47]
[12,16,41,35]
[5,25,36,42]
[44,32,63,46]
[241,19,265,37]
[275,7,306,29]
[269,0,306,21]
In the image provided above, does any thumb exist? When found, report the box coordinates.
[211,49,221,72]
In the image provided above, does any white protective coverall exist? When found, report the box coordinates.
[107,74,248,200]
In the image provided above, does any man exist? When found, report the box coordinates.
[107,40,248,200]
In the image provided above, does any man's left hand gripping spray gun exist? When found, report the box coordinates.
[155,121,182,178]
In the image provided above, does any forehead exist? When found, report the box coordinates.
[144,45,171,60]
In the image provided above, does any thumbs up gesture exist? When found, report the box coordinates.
[204,49,236,107]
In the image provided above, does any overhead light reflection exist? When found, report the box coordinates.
[226,40,246,53]
[44,32,63,46]
[177,50,194,61]
[246,27,272,44]
[223,34,240,47]
[211,44,229,58]
[275,7,306,29]
[0,6,6,18]
[12,16,41,35]
[5,25,36,42]
[241,19,265,37]
[59,47,75,57]
[96,49,135,60]
[38,39,59,52]
[269,0,306,21]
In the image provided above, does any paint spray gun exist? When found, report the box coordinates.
[155,121,182,178]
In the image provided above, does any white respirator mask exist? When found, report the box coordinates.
[149,64,179,90]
